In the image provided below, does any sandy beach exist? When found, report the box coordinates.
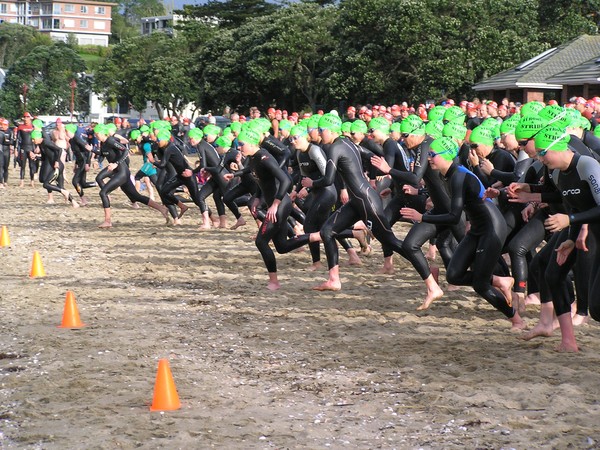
[1,155,600,449]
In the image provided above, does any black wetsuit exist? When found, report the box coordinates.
[0,128,13,184]
[197,139,227,216]
[422,163,514,318]
[70,133,95,197]
[17,123,38,181]
[38,137,66,194]
[313,136,407,269]
[250,148,310,273]
[155,141,202,211]
[96,137,150,208]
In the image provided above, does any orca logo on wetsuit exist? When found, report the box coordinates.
[562,189,581,196]
[589,174,600,195]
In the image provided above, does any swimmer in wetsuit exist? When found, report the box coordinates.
[401,136,525,330]
[224,128,320,291]
[309,113,409,291]
[66,124,96,206]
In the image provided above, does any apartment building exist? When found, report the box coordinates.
[0,0,115,46]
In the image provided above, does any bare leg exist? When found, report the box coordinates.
[513,292,526,315]
[309,261,323,271]
[352,229,371,256]
[147,199,169,221]
[492,275,514,307]
[177,202,189,219]
[525,292,541,305]
[425,243,437,261]
[555,312,579,352]
[519,302,555,341]
[200,211,212,229]
[313,265,342,291]
[46,192,55,204]
[417,274,444,311]
[510,311,527,331]
[98,208,112,228]
[219,215,228,229]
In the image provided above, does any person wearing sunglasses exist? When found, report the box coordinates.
[508,126,600,352]
[401,136,525,330]
[308,113,408,291]
[232,128,320,291]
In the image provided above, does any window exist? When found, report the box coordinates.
[53,4,60,14]
[0,4,7,14]
[93,20,105,30]
[95,6,105,14]
[80,5,87,13]
[30,18,39,27]
[41,4,52,14]
[65,4,74,12]
[80,19,87,28]
[53,18,60,28]
[42,18,52,29]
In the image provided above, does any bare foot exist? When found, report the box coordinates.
[71,199,80,208]
[510,313,527,331]
[519,322,554,341]
[525,293,541,306]
[309,261,323,271]
[267,281,281,291]
[130,202,140,209]
[80,197,88,206]
[348,255,362,266]
[98,221,112,229]
[572,314,589,326]
[554,342,579,353]
[417,287,443,311]
[446,284,461,291]
[230,217,247,230]
[378,263,395,275]
[199,223,212,231]
[19,180,24,188]
[46,198,55,204]
[313,281,341,291]
[178,204,189,219]
[494,276,514,307]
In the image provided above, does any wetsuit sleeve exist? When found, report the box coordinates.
[360,138,384,157]
[111,139,129,165]
[421,171,465,225]
[388,140,429,186]
[308,145,327,176]
[568,156,600,227]
[311,159,337,189]
[262,153,291,200]
[153,147,172,169]
[262,137,289,169]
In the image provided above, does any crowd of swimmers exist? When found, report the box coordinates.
[2,95,600,353]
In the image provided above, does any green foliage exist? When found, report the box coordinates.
[0,23,53,68]
[180,0,281,29]
[538,0,600,46]
[0,43,87,119]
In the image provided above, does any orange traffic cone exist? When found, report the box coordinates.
[58,291,86,328]
[150,359,181,411]
[29,251,46,278]
[0,225,9,247]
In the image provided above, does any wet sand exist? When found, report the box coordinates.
[1,156,600,449]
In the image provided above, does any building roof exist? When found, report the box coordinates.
[546,56,600,85]
[473,34,600,91]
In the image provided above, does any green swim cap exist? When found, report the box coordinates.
[237,129,261,146]
[65,124,78,134]
[470,125,495,146]
[156,130,171,142]
[425,120,444,139]
[442,122,467,140]
[106,123,117,134]
[350,120,368,134]
[430,137,459,161]
[520,101,544,118]
[215,136,232,149]
[515,115,549,140]
[130,129,141,140]
[318,113,342,133]
[94,124,108,135]
[390,122,402,133]
[188,128,204,140]
[578,115,591,131]
[279,119,293,131]
[32,119,44,130]
[443,106,466,124]
[229,122,242,133]
[139,125,150,134]
[534,125,570,152]
[499,114,520,135]
[368,117,390,134]
[594,125,600,138]
[479,118,500,140]
[427,105,446,122]
[538,104,565,124]
[203,124,221,137]
[154,120,171,130]
[341,122,352,134]
[307,115,322,130]
[400,115,425,135]
[31,130,43,139]
[222,127,232,136]
[290,125,308,138]
[250,118,271,134]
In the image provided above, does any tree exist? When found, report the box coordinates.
[538,0,600,46]
[179,0,281,30]
[0,43,87,119]
[0,23,53,68]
